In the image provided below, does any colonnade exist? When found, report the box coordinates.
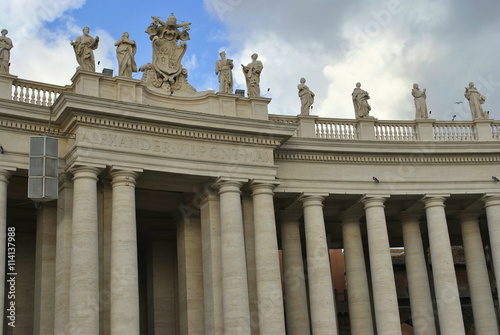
[2,167,500,334]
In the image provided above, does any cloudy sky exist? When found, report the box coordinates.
[2,0,500,121]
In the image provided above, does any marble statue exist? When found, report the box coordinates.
[115,32,137,78]
[215,51,233,94]
[140,13,195,94]
[464,82,488,119]
[298,77,315,115]
[0,29,13,74]
[352,82,371,118]
[242,53,263,98]
[70,27,99,72]
[412,83,428,118]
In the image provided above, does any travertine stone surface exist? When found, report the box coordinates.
[34,205,57,335]
[363,197,401,335]
[341,212,374,335]
[68,166,101,335]
[484,195,500,321]
[460,211,498,335]
[216,179,251,334]
[109,170,140,335]
[400,213,436,335]
[250,182,286,335]
[301,195,338,335]
[281,214,311,335]
[423,196,465,335]
[200,188,223,335]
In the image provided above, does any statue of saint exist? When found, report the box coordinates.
[115,32,137,78]
[352,82,371,118]
[242,53,263,98]
[140,13,195,93]
[464,82,488,119]
[0,29,13,74]
[70,27,99,72]
[298,77,315,115]
[215,51,233,94]
[412,83,428,118]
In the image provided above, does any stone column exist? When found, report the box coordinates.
[109,170,140,335]
[54,174,73,335]
[400,212,436,335]
[280,212,310,335]
[34,205,57,335]
[459,211,498,334]
[340,211,374,335]
[301,195,338,335]
[423,196,465,335]
[215,179,251,334]
[200,188,223,335]
[68,166,101,335]
[0,169,12,332]
[362,197,401,335]
[484,194,500,315]
[250,182,286,335]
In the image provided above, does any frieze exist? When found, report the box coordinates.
[79,130,273,164]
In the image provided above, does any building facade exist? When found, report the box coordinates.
[1,71,500,335]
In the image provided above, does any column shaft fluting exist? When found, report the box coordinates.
[0,170,11,332]
[68,166,101,335]
[217,180,251,334]
[341,214,374,335]
[400,214,436,335]
[460,212,498,334]
[110,170,139,335]
[302,195,338,335]
[281,216,311,335]
[423,196,465,335]
[251,183,286,334]
[363,197,401,335]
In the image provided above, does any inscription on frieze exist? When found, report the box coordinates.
[79,130,273,164]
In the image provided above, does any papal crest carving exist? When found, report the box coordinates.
[140,13,196,94]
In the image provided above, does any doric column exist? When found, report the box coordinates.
[362,196,401,335]
[340,211,374,335]
[459,211,498,334]
[280,212,311,335]
[215,179,251,334]
[34,204,57,335]
[54,174,73,335]
[301,194,338,335]
[68,166,101,335]
[423,196,465,335]
[250,182,286,335]
[200,187,223,335]
[484,194,500,314]
[0,169,12,332]
[109,170,140,335]
[400,212,436,335]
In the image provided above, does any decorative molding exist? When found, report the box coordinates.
[274,152,500,164]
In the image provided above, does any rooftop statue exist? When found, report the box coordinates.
[215,51,233,94]
[140,13,195,94]
[464,82,488,119]
[412,83,428,118]
[298,77,315,115]
[352,82,371,118]
[70,27,99,72]
[115,32,137,78]
[242,53,263,98]
[0,29,13,74]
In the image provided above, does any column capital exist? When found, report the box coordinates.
[300,193,327,208]
[399,211,423,224]
[339,210,363,223]
[110,170,139,188]
[0,169,13,184]
[248,179,279,196]
[362,196,386,209]
[422,195,449,209]
[213,177,246,195]
[70,166,102,181]
[200,185,219,206]
[483,194,500,207]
